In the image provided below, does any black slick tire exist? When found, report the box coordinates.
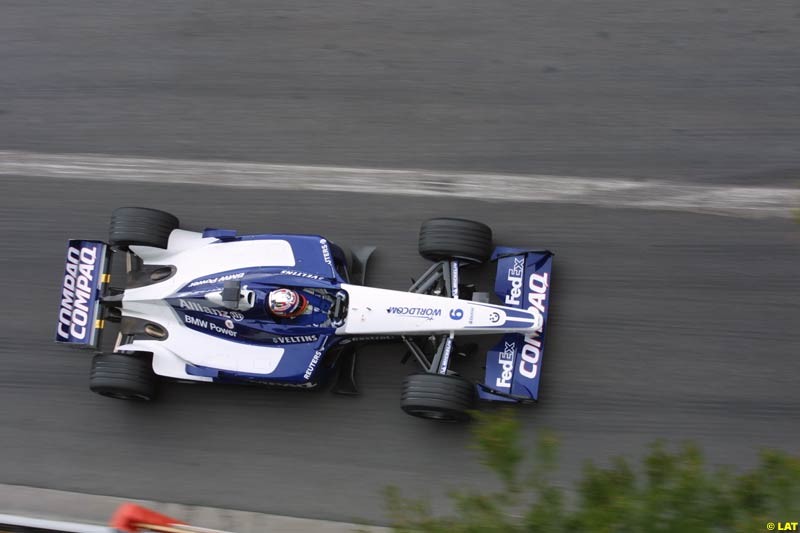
[401,373,476,421]
[418,218,492,264]
[90,353,157,401]
[109,207,179,249]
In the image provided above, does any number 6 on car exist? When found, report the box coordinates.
[55,208,553,422]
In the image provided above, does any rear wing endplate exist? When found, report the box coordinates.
[55,240,110,347]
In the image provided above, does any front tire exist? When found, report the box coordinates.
[418,218,492,264]
[109,207,179,249]
[401,373,476,421]
[90,353,157,401]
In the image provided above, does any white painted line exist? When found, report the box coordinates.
[0,513,111,533]
[1,150,798,217]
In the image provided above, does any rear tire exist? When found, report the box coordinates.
[418,218,492,264]
[109,207,179,249]
[401,373,476,421]
[90,353,157,401]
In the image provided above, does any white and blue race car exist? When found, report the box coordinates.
[56,208,553,421]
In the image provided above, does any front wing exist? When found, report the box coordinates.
[478,248,554,402]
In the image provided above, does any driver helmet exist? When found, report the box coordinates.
[268,288,308,318]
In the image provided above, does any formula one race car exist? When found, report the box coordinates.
[56,208,553,421]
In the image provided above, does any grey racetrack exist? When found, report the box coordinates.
[1,0,799,183]
[1,178,798,523]
[1,0,799,526]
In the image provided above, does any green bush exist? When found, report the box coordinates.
[385,410,800,533]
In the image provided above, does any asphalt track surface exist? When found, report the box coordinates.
[1,177,799,524]
[2,1,800,183]
[1,0,799,526]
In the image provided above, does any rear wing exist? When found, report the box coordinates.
[478,248,553,403]
[55,240,110,347]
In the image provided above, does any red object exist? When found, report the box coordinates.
[110,503,186,532]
